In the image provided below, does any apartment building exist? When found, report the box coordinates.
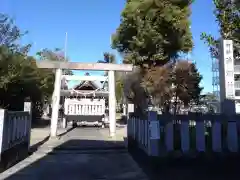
[219,39,240,113]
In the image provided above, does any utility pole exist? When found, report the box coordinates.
[61,32,68,129]
[64,32,68,60]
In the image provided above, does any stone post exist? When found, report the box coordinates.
[123,104,126,116]
[24,100,32,149]
[0,109,6,155]
[62,117,67,129]
[148,111,160,156]
[108,70,116,137]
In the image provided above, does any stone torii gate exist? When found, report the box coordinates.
[36,61,133,137]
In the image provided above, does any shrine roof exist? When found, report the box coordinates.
[73,80,102,90]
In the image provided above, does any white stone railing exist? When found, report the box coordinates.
[234,65,240,74]
[128,111,240,156]
[235,81,240,89]
[64,98,105,116]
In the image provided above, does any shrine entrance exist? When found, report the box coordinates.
[61,74,108,128]
[36,61,133,137]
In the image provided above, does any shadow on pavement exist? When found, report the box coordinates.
[117,115,127,125]
[3,131,239,180]
[128,140,240,180]
[0,134,52,173]
[29,135,50,153]
[2,139,147,180]
[30,125,78,153]
[57,126,76,138]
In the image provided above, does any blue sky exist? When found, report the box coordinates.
[1,0,219,93]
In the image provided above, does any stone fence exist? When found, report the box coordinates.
[127,111,240,156]
[0,102,32,170]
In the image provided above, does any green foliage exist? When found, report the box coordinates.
[98,52,117,77]
[114,1,202,113]
[125,60,203,113]
[172,61,203,105]
[98,52,117,64]
[0,13,22,50]
[115,77,123,103]
[98,52,124,103]
[0,14,54,118]
[201,0,240,59]
[115,71,126,103]
[123,68,149,114]
[142,66,172,106]
[112,0,193,66]
[0,13,31,53]
[0,47,54,113]
[36,48,73,75]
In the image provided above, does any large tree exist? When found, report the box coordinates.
[113,1,202,114]
[0,13,54,118]
[112,0,193,67]
[0,47,54,116]
[172,61,203,106]
[142,65,172,108]
[201,0,240,59]
[124,60,203,114]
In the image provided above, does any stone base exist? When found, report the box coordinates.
[109,132,116,138]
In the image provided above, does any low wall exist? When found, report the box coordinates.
[127,111,240,157]
[0,102,31,171]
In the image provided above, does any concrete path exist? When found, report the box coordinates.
[0,127,148,180]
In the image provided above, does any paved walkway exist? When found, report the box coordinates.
[0,126,148,180]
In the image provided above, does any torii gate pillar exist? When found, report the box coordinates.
[50,68,62,137]
[108,70,116,137]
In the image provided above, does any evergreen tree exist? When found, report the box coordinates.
[112,0,193,67]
